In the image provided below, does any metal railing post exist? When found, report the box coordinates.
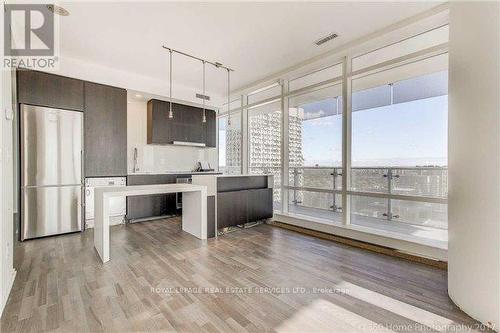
[387,168,392,221]
[331,168,341,212]
[292,167,302,205]
[332,168,337,211]
[383,167,400,220]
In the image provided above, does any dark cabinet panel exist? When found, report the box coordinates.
[127,193,176,217]
[147,99,216,146]
[127,174,177,186]
[127,195,172,220]
[126,174,179,221]
[17,69,84,111]
[217,176,268,192]
[217,190,248,228]
[147,99,172,144]
[248,188,273,221]
[215,176,273,230]
[207,196,216,238]
[203,110,216,147]
[84,82,127,177]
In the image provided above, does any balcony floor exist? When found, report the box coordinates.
[287,205,448,247]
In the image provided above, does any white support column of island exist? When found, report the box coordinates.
[94,184,207,263]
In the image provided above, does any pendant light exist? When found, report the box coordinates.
[168,49,173,118]
[227,68,231,126]
[161,45,234,122]
[202,60,206,123]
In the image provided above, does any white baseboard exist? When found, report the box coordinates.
[85,215,125,229]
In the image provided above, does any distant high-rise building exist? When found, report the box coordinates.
[224,121,242,175]
[224,108,304,174]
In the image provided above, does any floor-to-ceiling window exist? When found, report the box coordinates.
[219,24,449,248]
[287,81,343,221]
[348,26,449,245]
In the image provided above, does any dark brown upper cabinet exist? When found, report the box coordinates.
[84,82,127,177]
[17,69,85,111]
[147,99,216,147]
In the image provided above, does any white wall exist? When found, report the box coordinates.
[56,56,225,107]
[448,2,500,329]
[127,97,218,174]
[0,3,16,314]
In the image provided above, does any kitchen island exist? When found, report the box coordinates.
[192,174,274,232]
[126,172,221,223]
[94,183,207,263]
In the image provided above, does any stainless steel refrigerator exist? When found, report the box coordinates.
[21,104,83,240]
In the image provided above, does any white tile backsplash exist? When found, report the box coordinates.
[127,97,217,174]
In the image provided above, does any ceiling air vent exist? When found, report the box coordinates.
[47,4,70,16]
[315,33,338,46]
[196,93,210,101]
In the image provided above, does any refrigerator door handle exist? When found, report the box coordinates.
[23,184,83,188]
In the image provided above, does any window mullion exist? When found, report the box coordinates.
[342,56,352,226]
[281,79,289,214]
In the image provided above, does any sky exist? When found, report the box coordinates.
[219,94,448,168]
[302,95,448,167]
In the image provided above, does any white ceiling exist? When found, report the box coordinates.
[59,1,440,97]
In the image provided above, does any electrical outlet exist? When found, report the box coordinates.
[5,108,13,120]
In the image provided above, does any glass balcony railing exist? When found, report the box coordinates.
[287,166,448,236]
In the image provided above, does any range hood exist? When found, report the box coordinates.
[172,141,206,147]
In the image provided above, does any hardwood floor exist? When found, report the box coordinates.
[1,218,486,332]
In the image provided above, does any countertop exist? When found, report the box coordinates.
[128,171,222,176]
[192,173,273,178]
[94,183,207,196]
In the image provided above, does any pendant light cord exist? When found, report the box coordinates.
[169,50,173,118]
[227,68,231,125]
[202,60,206,123]
[162,46,234,123]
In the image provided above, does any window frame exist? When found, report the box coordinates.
[217,23,449,250]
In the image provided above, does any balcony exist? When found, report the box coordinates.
[286,166,448,246]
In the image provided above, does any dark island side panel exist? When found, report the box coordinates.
[126,174,178,220]
[216,175,273,229]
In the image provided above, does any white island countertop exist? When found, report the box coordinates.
[128,171,222,175]
[94,183,207,263]
[213,174,274,178]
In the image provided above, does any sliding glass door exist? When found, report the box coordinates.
[287,84,342,222]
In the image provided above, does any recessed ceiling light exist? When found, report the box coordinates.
[47,4,70,16]
[315,33,339,46]
[135,94,143,99]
